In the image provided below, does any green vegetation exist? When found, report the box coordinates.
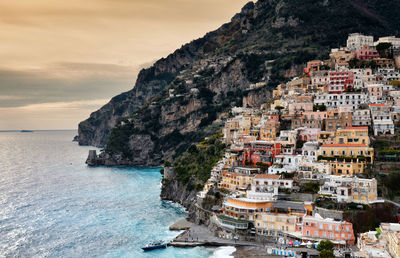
[318,239,334,258]
[349,59,377,69]
[105,120,136,159]
[173,135,226,184]
[382,172,400,199]
[313,104,327,111]
[239,53,266,83]
[376,42,393,58]
[300,181,320,194]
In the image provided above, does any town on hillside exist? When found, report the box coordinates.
[191,33,400,257]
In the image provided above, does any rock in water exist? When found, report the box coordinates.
[86,150,98,166]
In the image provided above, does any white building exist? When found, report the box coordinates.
[352,109,371,126]
[370,104,395,136]
[377,68,400,81]
[347,33,374,50]
[302,141,320,162]
[314,93,368,110]
[375,36,400,49]
[268,164,296,175]
[319,175,378,204]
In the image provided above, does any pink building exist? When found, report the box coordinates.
[297,128,321,142]
[356,45,379,60]
[302,215,355,245]
[301,111,328,121]
[304,60,323,75]
[288,103,314,115]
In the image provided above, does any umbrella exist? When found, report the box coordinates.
[288,240,294,245]
[300,242,307,246]
[294,241,301,245]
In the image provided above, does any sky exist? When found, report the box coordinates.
[0,0,249,130]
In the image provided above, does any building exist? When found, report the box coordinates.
[370,104,395,136]
[347,33,374,51]
[375,36,400,50]
[314,93,368,111]
[367,84,384,103]
[318,144,374,163]
[329,159,367,176]
[330,48,356,68]
[325,111,353,132]
[304,60,323,75]
[356,230,390,258]
[242,141,282,166]
[252,174,293,189]
[352,110,371,126]
[319,176,378,204]
[356,45,379,60]
[297,162,330,179]
[222,197,273,222]
[377,68,400,81]
[302,214,355,245]
[328,71,354,93]
[380,223,400,258]
[220,172,254,192]
[334,127,370,146]
[246,174,286,200]
[259,115,280,141]
[311,70,329,86]
[255,212,301,238]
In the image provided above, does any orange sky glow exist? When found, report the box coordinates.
[0,0,249,130]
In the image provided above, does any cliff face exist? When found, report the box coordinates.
[160,167,198,208]
[79,0,400,163]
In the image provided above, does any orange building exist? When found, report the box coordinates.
[222,197,273,222]
[302,215,355,245]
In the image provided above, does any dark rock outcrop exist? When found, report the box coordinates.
[160,167,198,208]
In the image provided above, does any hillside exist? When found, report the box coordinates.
[79,0,400,166]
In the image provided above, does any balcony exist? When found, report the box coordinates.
[218,215,249,229]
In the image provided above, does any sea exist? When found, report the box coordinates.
[0,130,235,257]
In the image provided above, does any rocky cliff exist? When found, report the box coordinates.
[79,0,400,166]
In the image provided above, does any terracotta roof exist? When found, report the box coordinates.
[344,127,369,130]
[320,144,368,148]
[254,174,280,179]
[370,104,385,106]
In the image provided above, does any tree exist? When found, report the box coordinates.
[317,240,334,252]
[317,240,334,258]
[319,250,334,258]
[313,104,327,111]
[376,43,393,58]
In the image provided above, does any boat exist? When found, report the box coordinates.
[141,240,167,251]
[20,130,34,133]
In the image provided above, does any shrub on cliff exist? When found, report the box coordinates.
[173,135,226,184]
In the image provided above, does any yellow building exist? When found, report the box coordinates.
[272,84,287,98]
[220,172,253,192]
[329,160,367,176]
[254,213,299,237]
[385,228,400,258]
[352,178,378,204]
[334,127,370,145]
[318,131,335,144]
[318,144,374,163]
[260,119,280,141]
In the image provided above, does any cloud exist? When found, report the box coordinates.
[0,62,143,108]
[0,99,110,130]
[0,0,249,129]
